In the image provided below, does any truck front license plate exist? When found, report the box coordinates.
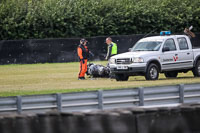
[117,66,128,70]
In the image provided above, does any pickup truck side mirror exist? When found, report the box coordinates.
[162,47,170,52]
[128,48,132,52]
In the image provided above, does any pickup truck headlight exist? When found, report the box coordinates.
[132,57,144,63]
[109,58,116,64]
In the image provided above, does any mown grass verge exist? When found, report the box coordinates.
[0,61,199,97]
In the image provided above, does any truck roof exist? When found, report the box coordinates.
[141,35,188,42]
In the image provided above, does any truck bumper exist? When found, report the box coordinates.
[109,63,146,74]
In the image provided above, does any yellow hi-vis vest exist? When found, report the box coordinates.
[111,42,117,55]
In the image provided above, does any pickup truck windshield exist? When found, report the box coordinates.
[131,41,162,51]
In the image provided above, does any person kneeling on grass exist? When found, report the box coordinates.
[77,38,89,80]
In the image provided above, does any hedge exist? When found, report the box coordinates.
[0,0,200,40]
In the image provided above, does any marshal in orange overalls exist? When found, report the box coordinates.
[77,39,89,80]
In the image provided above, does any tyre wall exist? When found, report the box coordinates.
[0,104,200,133]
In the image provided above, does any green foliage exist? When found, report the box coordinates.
[0,0,199,40]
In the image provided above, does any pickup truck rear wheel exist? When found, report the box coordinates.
[164,71,178,78]
[145,63,159,80]
[115,74,129,81]
[192,60,200,77]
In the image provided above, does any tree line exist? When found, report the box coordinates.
[0,0,199,40]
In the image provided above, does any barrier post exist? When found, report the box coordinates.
[17,96,22,114]
[179,84,184,103]
[98,90,104,110]
[56,93,62,112]
[139,87,144,106]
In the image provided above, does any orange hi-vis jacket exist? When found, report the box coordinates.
[77,44,89,78]
[77,44,89,60]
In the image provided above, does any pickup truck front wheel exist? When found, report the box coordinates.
[115,74,129,81]
[145,63,159,80]
[164,71,178,78]
[193,60,200,77]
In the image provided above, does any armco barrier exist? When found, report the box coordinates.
[0,104,200,133]
[0,83,200,114]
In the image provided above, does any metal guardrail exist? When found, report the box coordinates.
[0,83,200,114]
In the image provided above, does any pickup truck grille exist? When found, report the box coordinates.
[116,58,131,64]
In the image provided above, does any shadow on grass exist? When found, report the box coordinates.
[128,76,197,81]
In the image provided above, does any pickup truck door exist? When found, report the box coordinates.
[176,37,193,68]
[160,38,179,70]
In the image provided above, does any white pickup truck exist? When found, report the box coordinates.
[109,34,200,81]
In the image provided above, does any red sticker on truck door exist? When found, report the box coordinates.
[173,56,178,61]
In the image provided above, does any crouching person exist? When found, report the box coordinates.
[77,39,89,80]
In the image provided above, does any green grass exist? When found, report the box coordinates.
[0,61,200,97]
